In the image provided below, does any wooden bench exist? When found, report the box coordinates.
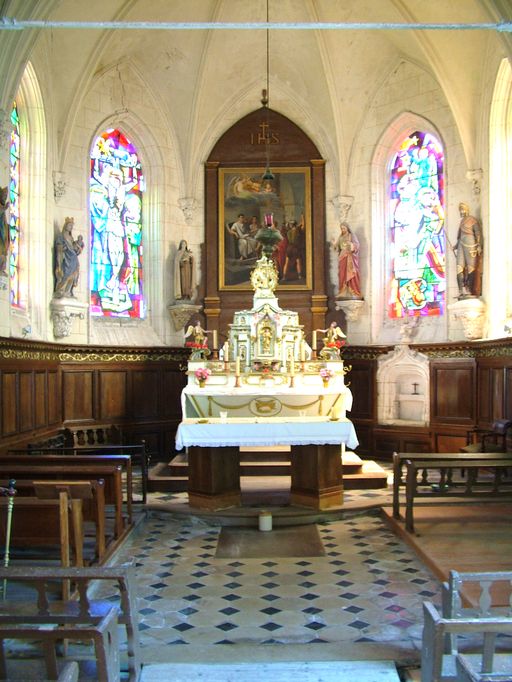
[27,425,150,504]
[392,451,512,520]
[0,563,141,681]
[0,479,106,565]
[0,463,126,540]
[421,570,512,682]
[403,458,512,533]
[2,453,134,525]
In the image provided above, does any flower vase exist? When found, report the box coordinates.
[198,379,206,388]
[322,378,329,388]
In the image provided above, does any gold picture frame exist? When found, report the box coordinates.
[219,166,312,290]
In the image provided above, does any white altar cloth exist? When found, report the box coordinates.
[175,417,359,451]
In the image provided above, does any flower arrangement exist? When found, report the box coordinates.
[186,340,208,349]
[325,339,346,350]
[319,368,334,380]
[194,367,211,382]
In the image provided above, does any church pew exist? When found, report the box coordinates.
[0,479,107,562]
[392,451,512,519]
[403,458,512,533]
[0,463,125,539]
[2,452,134,524]
[0,563,141,681]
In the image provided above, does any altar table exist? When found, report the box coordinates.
[175,418,359,511]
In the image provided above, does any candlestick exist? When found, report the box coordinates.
[213,330,218,350]
[312,331,317,351]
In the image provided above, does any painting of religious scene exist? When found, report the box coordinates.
[89,129,145,318]
[219,167,312,289]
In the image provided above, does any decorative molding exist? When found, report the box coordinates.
[466,168,483,197]
[52,171,68,201]
[330,194,353,223]
[335,299,365,322]
[50,298,87,338]
[178,197,198,225]
[168,302,202,331]
[448,298,486,341]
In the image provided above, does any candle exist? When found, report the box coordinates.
[290,356,295,376]
[223,341,229,360]
[300,341,305,362]
[312,331,317,351]
[235,357,240,376]
[213,330,218,350]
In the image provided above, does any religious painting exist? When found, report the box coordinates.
[219,167,312,290]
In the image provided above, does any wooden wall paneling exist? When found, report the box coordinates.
[434,430,468,453]
[347,360,375,420]
[47,370,61,425]
[98,369,127,421]
[430,359,475,424]
[476,364,492,424]
[506,366,512,419]
[34,370,47,428]
[1,371,18,437]
[162,368,186,420]
[19,371,34,432]
[62,369,95,422]
[131,369,159,419]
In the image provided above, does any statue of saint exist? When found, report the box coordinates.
[454,202,482,298]
[54,217,84,298]
[174,240,195,300]
[332,222,362,299]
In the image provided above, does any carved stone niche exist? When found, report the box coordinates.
[377,344,430,426]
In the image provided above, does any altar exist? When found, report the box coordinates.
[176,241,357,511]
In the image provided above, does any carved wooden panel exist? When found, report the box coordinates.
[62,370,94,422]
[99,370,127,421]
[19,371,34,432]
[162,368,187,419]
[435,430,467,453]
[1,371,17,436]
[347,360,375,420]
[430,359,475,424]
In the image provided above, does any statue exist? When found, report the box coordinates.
[54,217,84,298]
[319,321,346,360]
[332,222,362,299]
[174,240,196,301]
[454,202,482,298]
[184,320,210,360]
[0,186,8,274]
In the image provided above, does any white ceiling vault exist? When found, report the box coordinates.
[1,1,511,180]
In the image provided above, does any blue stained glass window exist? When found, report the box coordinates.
[9,102,21,306]
[389,131,445,318]
[90,129,144,318]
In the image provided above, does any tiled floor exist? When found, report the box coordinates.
[104,501,440,663]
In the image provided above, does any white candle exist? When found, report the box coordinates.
[213,330,218,349]
[300,341,305,362]
[223,341,229,360]
[312,331,317,351]
[290,356,295,376]
[235,357,240,376]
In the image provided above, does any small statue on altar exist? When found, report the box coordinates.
[184,320,210,360]
[319,321,346,360]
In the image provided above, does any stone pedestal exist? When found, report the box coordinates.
[50,298,87,339]
[448,298,486,340]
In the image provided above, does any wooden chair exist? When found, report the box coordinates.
[461,420,512,454]
[421,570,512,681]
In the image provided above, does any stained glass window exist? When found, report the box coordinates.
[90,129,144,318]
[388,131,445,318]
[9,101,21,307]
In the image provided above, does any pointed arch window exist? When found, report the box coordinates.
[388,131,445,318]
[9,101,21,307]
[90,129,145,318]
